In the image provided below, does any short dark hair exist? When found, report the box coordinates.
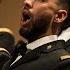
[58,0,70,34]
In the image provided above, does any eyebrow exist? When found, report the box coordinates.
[35,0,48,2]
[42,0,48,2]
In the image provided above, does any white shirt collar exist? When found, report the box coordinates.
[58,27,70,42]
[27,35,57,50]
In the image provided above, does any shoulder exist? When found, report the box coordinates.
[0,51,10,70]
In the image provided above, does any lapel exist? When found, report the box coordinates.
[11,47,41,69]
[11,40,65,69]
[66,39,70,46]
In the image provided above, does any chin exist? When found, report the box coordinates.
[19,27,41,42]
[19,27,33,42]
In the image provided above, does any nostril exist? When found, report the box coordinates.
[23,2,32,9]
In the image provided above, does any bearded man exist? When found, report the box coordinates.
[2,0,70,70]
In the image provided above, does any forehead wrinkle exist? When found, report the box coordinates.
[48,0,58,2]
[49,2,58,11]
[48,0,61,11]
[33,0,48,2]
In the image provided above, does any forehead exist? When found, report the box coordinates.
[34,0,58,2]
[24,0,57,1]
[24,0,58,3]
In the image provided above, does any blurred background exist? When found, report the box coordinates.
[0,0,24,42]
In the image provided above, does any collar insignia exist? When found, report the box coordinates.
[60,55,70,60]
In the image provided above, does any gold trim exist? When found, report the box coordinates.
[0,28,14,35]
[0,48,10,55]
[60,55,70,60]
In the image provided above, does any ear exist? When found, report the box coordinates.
[54,10,67,23]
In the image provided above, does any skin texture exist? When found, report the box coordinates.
[19,0,68,43]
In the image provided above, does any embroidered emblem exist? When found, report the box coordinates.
[47,45,52,50]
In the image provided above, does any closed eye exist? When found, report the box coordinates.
[42,0,45,2]
[35,0,48,2]
[35,0,45,2]
[41,0,48,2]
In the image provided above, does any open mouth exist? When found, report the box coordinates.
[22,10,31,22]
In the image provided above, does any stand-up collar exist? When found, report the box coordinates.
[27,35,57,50]
[58,27,70,42]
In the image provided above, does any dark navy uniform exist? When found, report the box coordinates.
[0,28,15,70]
[0,48,10,70]
[2,40,70,70]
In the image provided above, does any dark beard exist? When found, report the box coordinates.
[19,17,50,43]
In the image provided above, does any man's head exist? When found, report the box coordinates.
[19,0,70,43]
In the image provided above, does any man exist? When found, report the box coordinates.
[2,0,70,70]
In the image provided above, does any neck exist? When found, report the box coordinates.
[52,22,61,35]
[28,23,60,43]
[39,22,55,38]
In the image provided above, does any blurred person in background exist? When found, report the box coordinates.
[0,28,15,70]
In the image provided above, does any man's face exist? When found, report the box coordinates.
[19,0,58,42]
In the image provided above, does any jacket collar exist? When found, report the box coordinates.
[27,35,57,50]
[58,27,70,42]
[10,40,65,69]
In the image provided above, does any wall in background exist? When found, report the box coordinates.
[0,0,24,42]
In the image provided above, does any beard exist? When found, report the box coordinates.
[19,15,52,43]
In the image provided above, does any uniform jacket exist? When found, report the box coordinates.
[0,49,10,70]
[2,40,70,70]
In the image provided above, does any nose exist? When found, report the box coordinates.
[23,0,34,9]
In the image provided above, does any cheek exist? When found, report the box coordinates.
[32,6,54,19]
[32,14,51,31]
[32,2,54,16]
[31,3,55,30]
[32,9,53,26]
